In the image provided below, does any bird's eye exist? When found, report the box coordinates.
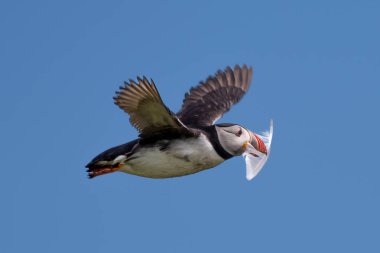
[235,128,242,137]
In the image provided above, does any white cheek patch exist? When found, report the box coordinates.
[217,131,243,155]
[243,120,273,181]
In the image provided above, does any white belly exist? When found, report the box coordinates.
[119,134,224,178]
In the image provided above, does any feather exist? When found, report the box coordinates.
[114,77,197,138]
[177,65,253,126]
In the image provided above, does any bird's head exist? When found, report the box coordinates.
[215,123,267,157]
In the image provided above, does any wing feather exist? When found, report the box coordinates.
[114,77,196,138]
[177,65,253,126]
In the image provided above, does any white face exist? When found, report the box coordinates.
[215,124,251,156]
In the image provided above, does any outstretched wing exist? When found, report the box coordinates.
[114,77,196,138]
[177,65,253,126]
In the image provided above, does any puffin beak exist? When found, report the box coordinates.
[247,131,267,157]
[243,121,273,181]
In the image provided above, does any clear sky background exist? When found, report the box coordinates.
[1,1,379,252]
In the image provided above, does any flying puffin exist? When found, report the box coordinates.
[86,65,273,180]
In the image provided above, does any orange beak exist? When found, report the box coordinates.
[248,131,267,156]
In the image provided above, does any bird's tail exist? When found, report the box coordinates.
[85,139,139,179]
[86,163,123,179]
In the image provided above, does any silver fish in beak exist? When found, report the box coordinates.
[243,120,273,181]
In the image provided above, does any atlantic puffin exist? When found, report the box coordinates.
[86,65,273,180]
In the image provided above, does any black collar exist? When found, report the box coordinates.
[197,125,233,160]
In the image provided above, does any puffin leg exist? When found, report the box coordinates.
[87,163,124,179]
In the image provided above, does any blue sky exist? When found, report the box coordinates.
[1,0,379,252]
